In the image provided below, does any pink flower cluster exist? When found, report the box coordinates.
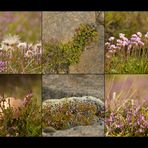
[105,32,148,58]
[0,61,7,72]
[105,99,148,136]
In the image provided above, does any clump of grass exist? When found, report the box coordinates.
[42,100,99,130]
[0,94,41,137]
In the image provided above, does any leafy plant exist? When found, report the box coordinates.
[105,75,148,137]
[0,94,41,137]
[43,23,98,74]
[105,32,148,73]
[42,100,99,130]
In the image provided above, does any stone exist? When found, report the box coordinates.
[43,75,104,100]
[42,11,96,43]
[42,123,104,137]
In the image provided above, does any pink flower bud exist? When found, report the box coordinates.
[137,32,142,38]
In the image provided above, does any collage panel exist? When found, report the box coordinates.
[0,12,42,74]
[42,74,104,137]
[42,11,104,74]
[105,74,148,137]
[105,11,148,74]
[0,75,42,137]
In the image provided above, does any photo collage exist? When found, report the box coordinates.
[0,11,147,137]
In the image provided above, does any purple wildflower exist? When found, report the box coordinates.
[0,61,7,72]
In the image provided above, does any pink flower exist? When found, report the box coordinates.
[132,34,138,38]
[110,44,116,49]
[144,32,148,39]
[117,39,122,44]
[138,41,144,46]
[137,32,142,38]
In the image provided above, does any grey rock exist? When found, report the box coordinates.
[42,75,104,101]
[43,11,96,43]
[42,123,104,137]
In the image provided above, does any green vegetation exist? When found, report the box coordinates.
[43,23,98,74]
[42,101,99,130]
[0,96,41,137]
[105,12,148,40]
[105,75,148,137]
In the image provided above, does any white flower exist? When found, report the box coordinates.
[132,34,138,38]
[34,42,42,55]
[144,32,148,39]
[17,42,27,50]
[105,42,110,46]
[110,44,116,49]
[137,32,142,38]
[1,34,20,51]
[2,34,20,45]
[109,37,115,42]
[28,43,34,50]
[119,33,125,38]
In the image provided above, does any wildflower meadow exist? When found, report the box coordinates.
[105,32,148,73]
[105,75,148,137]
[0,12,42,74]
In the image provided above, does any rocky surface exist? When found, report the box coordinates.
[42,75,104,101]
[42,12,96,43]
[42,123,104,137]
[42,96,104,137]
[42,73,104,137]
[42,12,104,74]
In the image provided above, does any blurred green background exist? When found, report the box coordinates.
[0,12,41,42]
[105,75,148,102]
[105,11,148,41]
[0,75,41,103]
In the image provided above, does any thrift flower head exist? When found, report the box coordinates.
[145,32,148,39]
[137,32,142,38]
[109,37,115,42]
[0,61,7,72]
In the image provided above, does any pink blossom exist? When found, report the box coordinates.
[110,44,116,49]
[132,34,138,38]
[117,39,122,44]
[137,32,142,38]
[138,41,144,46]
[144,32,148,38]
